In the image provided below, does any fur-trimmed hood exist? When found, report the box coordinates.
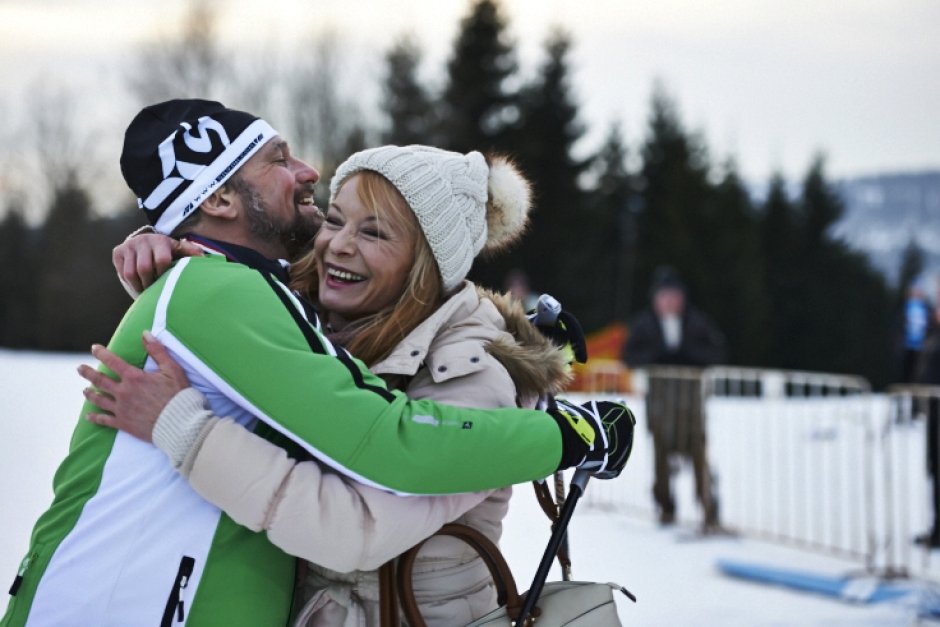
[370,283,572,403]
[478,287,573,401]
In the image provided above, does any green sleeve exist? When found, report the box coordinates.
[163,258,562,494]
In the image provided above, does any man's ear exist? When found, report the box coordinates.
[199,184,240,221]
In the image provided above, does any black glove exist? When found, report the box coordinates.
[528,294,588,364]
[549,398,636,479]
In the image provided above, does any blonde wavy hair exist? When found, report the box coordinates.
[290,171,446,366]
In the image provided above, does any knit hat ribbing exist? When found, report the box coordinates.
[330,145,531,291]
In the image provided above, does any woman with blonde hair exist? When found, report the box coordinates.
[85,145,574,626]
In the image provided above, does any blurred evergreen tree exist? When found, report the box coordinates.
[698,163,768,365]
[35,175,95,350]
[632,86,712,325]
[796,157,892,385]
[590,122,638,323]
[799,155,844,250]
[0,200,39,347]
[819,240,894,387]
[757,160,893,385]
[759,174,806,369]
[790,158,853,374]
[788,158,839,370]
[471,28,602,325]
[439,0,519,153]
[34,176,136,351]
[382,35,437,146]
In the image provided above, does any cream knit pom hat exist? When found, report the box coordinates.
[330,145,531,291]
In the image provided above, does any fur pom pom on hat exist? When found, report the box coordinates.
[331,145,531,291]
[484,156,531,253]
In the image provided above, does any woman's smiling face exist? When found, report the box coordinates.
[314,174,416,327]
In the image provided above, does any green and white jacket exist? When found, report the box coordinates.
[2,241,562,627]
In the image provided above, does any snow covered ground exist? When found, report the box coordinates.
[1,348,937,625]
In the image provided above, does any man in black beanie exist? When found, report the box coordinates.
[118,98,322,281]
[3,99,634,626]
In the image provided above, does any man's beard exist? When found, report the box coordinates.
[237,183,320,261]
[278,209,320,260]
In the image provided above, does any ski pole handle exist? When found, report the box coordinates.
[527,294,588,364]
[528,293,563,328]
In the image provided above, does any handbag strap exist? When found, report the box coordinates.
[532,476,573,579]
[533,479,560,520]
[379,560,400,627]
[380,476,567,627]
[396,523,528,627]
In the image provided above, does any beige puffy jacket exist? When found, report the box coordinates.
[156,283,570,626]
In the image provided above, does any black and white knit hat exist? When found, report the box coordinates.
[330,145,532,291]
[120,99,279,234]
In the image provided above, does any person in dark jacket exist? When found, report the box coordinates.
[623,266,727,530]
[916,301,940,547]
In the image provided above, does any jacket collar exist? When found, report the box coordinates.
[370,282,486,377]
[369,282,572,399]
[182,234,292,285]
[181,235,321,325]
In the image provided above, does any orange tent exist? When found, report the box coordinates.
[567,322,633,393]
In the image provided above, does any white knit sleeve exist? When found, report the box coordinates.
[151,387,215,472]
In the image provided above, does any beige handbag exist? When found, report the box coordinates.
[392,523,626,626]
[380,476,633,627]
[467,582,625,626]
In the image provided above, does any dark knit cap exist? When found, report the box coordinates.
[652,266,685,293]
[120,99,278,234]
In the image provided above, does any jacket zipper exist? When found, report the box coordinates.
[8,553,33,596]
[161,555,195,626]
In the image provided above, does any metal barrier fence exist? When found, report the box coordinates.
[705,367,873,567]
[579,366,940,579]
[882,385,940,578]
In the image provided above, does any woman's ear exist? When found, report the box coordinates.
[199,184,239,221]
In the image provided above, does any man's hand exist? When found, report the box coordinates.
[78,331,191,442]
[550,398,636,479]
[113,232,203,296]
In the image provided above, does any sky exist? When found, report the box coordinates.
[0,0,938,211]
[2,348,933,625]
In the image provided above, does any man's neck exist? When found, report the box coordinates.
[186,227,288,261]
[182,235,291,283]
[242,237,289,262]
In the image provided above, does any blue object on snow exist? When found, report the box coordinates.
[716,559,911,604]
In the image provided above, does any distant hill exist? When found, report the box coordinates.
[831,171,940,290]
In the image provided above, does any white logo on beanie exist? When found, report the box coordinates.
[149,119,276,234]
[141,116,232,211]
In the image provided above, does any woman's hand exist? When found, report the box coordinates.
[78,331,191,442]
[113,233,204,295]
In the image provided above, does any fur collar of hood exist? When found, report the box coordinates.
[371,283,572,400]
[477,287,572,400]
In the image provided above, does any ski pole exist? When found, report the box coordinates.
[535,394,573,582]
[515,468,592,626]
[516,294,592,625]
